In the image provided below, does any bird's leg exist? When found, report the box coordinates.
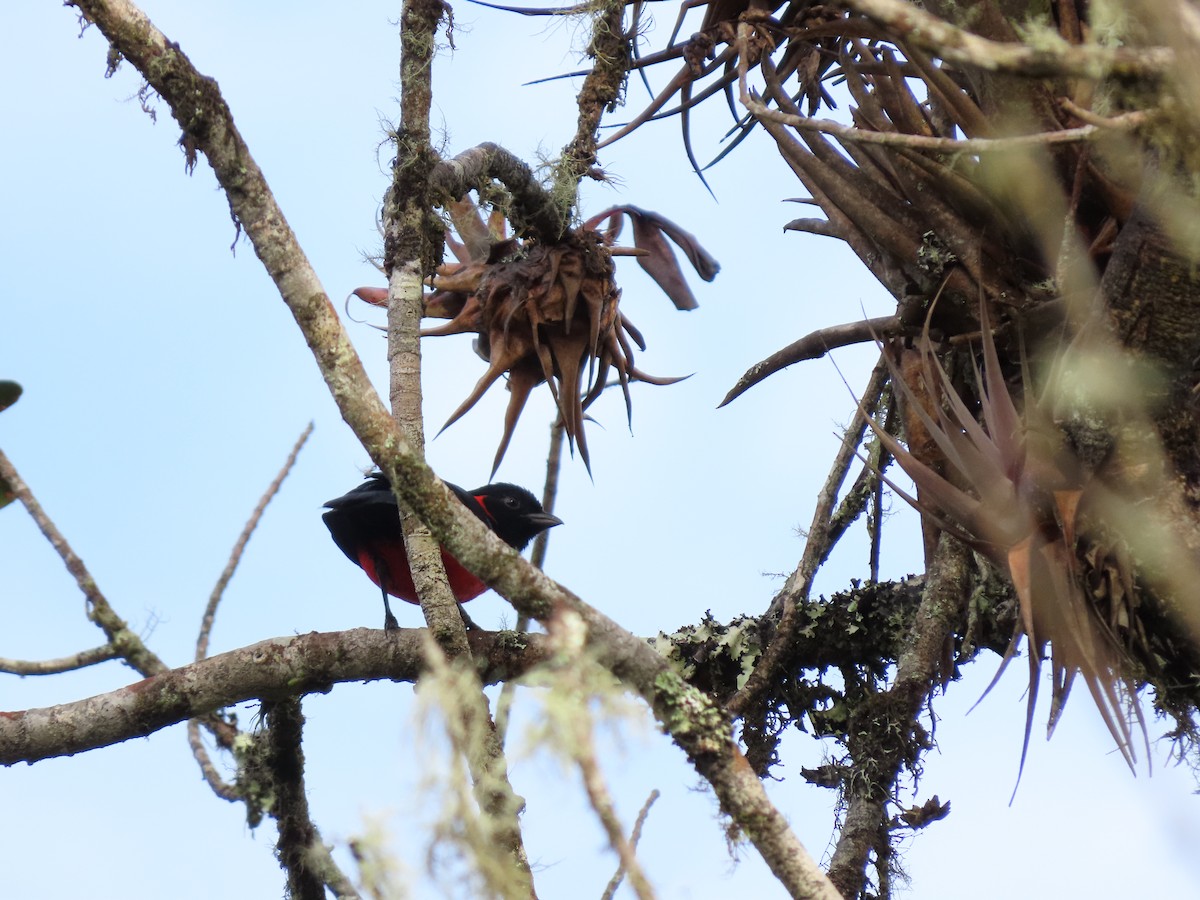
[381,589,400,632]
[373,555,400,631]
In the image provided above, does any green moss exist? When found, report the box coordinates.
[652,669,730,758]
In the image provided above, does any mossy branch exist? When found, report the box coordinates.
[430,142,570,242]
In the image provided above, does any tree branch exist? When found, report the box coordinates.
[189,423,313,802]
[430,143,570,242]
[388,1,539,893]
[0,628,551,766]
[553,0,632,200]
[264,698,351,900]
[841,0,1171,79]
[740,90,1148,152]
[0,644,118,676]
[602,790,659,900]
[826,534,969,898]
[497,417,565,743]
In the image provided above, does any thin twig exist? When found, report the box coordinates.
[728,354,890,718]
[866,396,895,584]
[601,790,660,900]
[0,644,118,675]
[497,417,566,743]
[189,422,313,801]
[186,719,241,802]
[0,448,167,677]
[1058,97,1149,128]
[196,422,314,662]
[531,418,566,572]
[576,729,656,900]
[740,89,1147,152]
[0,447,238,753]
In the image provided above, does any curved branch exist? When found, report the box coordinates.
[0,628,551,766]
[430,142,570,241]
[190,423,312,800]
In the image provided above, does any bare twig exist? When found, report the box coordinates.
[532,418,566,572]
[0,644,118,675]
[0,448,167,677]
[1058,96,1148,129]
[188,423,313,802]
[576,730,656,900]
[728,355,890,719]
[600,790,660,900]
[497,417,566,743]
[739,87,1148,152]
[186,720,240,802]
[196,422,314,663]
[0,447,239,757]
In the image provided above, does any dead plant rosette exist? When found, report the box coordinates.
[353,200,718,475]
[857,304,1148,785]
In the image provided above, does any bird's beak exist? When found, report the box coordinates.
[529,512,564,530]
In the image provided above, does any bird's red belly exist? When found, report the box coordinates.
[357,546,487,603]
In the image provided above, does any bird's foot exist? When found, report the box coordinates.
[457,604,480,631]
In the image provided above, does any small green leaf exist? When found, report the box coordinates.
[0,381,21,414]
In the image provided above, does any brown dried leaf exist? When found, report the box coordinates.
[351,287,389,307]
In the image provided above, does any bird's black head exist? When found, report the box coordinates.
[470,483,562,551]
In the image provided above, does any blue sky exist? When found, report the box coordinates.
[2,1,1198,897]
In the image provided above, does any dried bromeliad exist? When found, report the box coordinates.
[859,304,1147,786]
[355,200,718,475]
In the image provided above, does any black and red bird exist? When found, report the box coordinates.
[322,472,561,629]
